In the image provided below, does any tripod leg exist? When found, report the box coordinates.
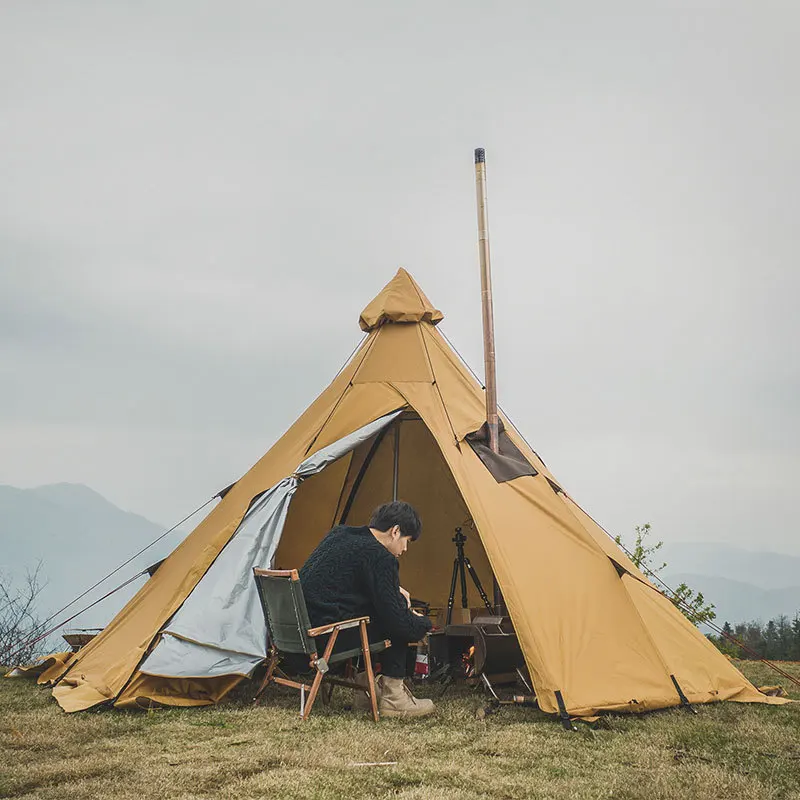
[464,557,494,613]
[459,556,469,611]
[446,557,460,626]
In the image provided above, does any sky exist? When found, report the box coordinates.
[1,0,799,558]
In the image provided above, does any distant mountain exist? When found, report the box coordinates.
[660,542,800,591]
[649,542,800,626]
[661,572,800,626]
[0,483,184,637]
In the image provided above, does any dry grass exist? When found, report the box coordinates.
[1,660,798,800]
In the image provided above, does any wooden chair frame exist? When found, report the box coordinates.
[252,568,388,721]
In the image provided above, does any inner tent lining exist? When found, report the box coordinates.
[274,415,495,610]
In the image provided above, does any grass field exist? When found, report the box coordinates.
[1,660,798,800]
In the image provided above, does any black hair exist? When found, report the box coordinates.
[368,501,422,541]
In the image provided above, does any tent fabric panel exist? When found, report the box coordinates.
[421,326,560,483]
[421,323,553,475]
[52,673,117,712]
[51,346,363,709]
[353,324,435,384]
[392,419,492,611]
[420,325,490,441]
[621,575,789,706]
[274,435,392,576]
[52,364,401,712]
[144,479,297,671]
[396,381,680,716]
[37,652,76,685]
[341,417,492,610]
[297,409,404,477]
[306,383,408,454]
[131,410,405,695]
[275,409,404,570]
[275,453,353,569]
[115,672,243,709]
[140,634,263,680]
[385,379,549,699]
[476,472,678,715]
[4,652,75,685]
[559,496,653,586]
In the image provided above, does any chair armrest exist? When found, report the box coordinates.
[253,567,300,581]
[307,616,371,637]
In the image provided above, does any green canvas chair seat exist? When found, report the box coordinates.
[252,567,388,721]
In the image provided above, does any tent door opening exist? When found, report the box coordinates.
[274,412,497,618]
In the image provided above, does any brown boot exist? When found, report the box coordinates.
[352,671,381,712]
[377,676,435,718]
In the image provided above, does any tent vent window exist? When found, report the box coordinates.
[466,422,538,483]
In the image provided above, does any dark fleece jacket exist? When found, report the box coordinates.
[299,525,432,643]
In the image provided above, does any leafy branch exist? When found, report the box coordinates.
[615,523,716,627]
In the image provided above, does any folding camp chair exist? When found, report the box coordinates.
[252,568,390,721]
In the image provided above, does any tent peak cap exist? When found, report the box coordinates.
[359,268,444,332]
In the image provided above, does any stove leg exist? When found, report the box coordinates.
[481,672,500,701]
[515,667,533,695]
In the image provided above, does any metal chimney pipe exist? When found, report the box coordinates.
[474,148,500,454]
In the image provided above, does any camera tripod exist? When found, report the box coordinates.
[445,527,494,625]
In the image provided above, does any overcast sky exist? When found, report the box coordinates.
[2,1,798,559]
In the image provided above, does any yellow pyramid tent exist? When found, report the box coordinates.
[49,269,785,719]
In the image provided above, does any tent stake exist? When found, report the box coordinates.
[670,674,698,714]
[554,690,577,731]
[474,147,499,455]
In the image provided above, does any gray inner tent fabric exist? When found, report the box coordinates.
[139,409,404,680]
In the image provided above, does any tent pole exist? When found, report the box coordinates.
[392,423,400,501]
[474,148,499,455]
[339,428,390,525]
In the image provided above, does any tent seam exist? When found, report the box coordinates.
[418,324,459,445]
[156,631,264,660]
[406,274,435,319]
[303,333,379,457]
[559,495,660,591]
[435,325,548,463]
[617,572,684,706]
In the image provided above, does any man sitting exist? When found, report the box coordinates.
[299,501,434,717]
